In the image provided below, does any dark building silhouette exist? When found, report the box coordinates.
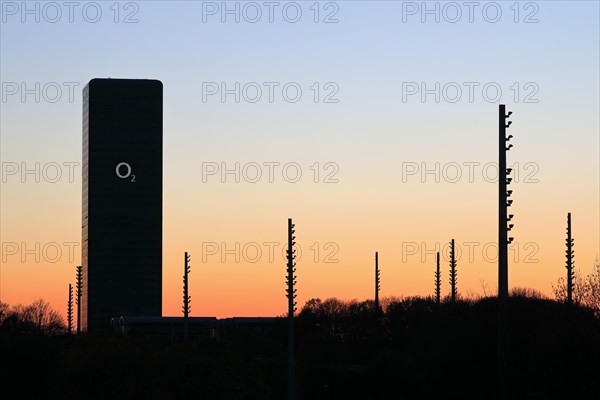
[109,316,275,343]
[82,78,163,331]
[111,316,217,341]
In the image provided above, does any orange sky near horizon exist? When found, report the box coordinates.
[1,1,599,323]
[1,168,599,321]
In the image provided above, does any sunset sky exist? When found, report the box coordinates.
[1,1,598,320]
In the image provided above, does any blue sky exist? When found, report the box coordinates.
[2,1,598,159]
[1,1,599,312]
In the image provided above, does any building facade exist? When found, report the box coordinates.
[82,78,163,330]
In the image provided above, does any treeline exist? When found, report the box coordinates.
[2,294,600,399]
[293,293,600,399]
[0,298,65,335]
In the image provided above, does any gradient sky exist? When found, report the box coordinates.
[1,1,599,319]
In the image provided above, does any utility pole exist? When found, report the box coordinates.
[75,266,83,334]
[183,252,191,340]
[67,284,73,334]
[498,104,514,398]
[435,252,441,305]
[286,218,297,400]
[566,213,575,304]
[375,252,380,309]
[449,240,457,303]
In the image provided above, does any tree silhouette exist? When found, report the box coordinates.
[3,299,65,334]
[449,240,457,302]
[0,292,598,399]
[566,212,575,304]
[75,265,83,334]
[435,251,441,305]
[0,302,8,324]
[586,257,600,313]
[67,283,73,334]
[183,252,191,340]
[553,257,598,310]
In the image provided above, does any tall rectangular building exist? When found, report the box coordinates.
[82,78,163,331]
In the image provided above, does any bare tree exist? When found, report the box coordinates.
[553,276,585,305]
[554,257,600,314]
[0,302,9,325]
[480,279,490,297]
[585,257,600,312]
[7,299,66,335]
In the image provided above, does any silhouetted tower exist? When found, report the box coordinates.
[67,284,73,334]
[182,252,191,340]
[565,213,575,304]
[435,252,441,305]
[286,218,297,400]
[375,252,380,309]
[449,240,457,302]
[499,104,515,301]
[75,265,83,334]
[498,104,514,398]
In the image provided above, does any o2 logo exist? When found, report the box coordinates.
[115,162,136,182]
